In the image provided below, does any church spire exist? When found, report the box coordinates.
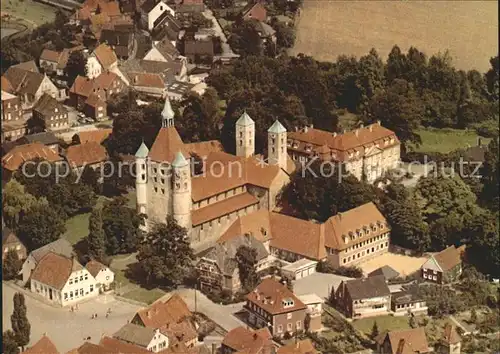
[161,95,175,128]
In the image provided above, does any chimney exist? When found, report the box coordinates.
[309,124,314,129]
[369,125,373,132]
[355,129,359,137]
[333,132,337,137]
[304,126,308,133]
[376,120,381,125]
[360,123,364,128]
[147,310,151,318]
[211,343,217,354]
[294,126,298,132]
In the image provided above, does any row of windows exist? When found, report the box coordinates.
[342,242,388,264]
[3,245,22,253]
[49,121,68,128]
[277,321,301,333]
[64,285,93,300]
[4,112,22,120]
[50,114,67,120]
[69,274,88,285]
[344,233,388,252]
[5,102,19,110]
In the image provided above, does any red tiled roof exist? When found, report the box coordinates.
[149,127,188,163]
[433,245,462,272]
[77,129,112,144]
[66,141,108,167]
[85,260,107,277]
[40,49,62,63]
[277,339,318,354]
[31,253,83,290]
[93,44,118,70]
[222,327,273,354]
[135,294,192,328]
[2,143,62,171]
[23,335,59,354]
[70,76,94,97]
[130,72,165,88]
[247,278,306,315]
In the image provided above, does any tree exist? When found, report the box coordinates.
[481,138,499,210]
[272,22,295,49]
[409,315,417,328]
[485,55,499,100]
[17,203,66,251]
[470,308,478,323]
[137,216,194,287]
[328,286,336,307]
[81,165,100,193]
[65,51,87,85]
[54,9,68,28]
[3,330,20,354]
[228,20,263,56]
[11,293,30,350]
[3,250,21,280]
[177,88,221,143]
[371,321,379,339]
[2,179,37,228]
[86,206,106,262]
[102,197,142,254]
[235,245,259,291]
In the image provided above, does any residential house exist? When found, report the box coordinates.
[287,122,400,183]
[167,81,196,100]
[219,202,390,269]
[144,39,180,63]
[277,339,319,354]
[375,327,430,354]
[32,93,69,132]
[18,132,61,153]
[197,234,271,294]
[84,93,108,120]
[221,326,275,354]
[73,128,112,144]
[100,29,135,59]
[1,90,26,142]
[241,1,267,22]
[436,323,461,354]
[129,72,166,97]
[29,252,99,306]
[335,275,391,318]
[183,39,215,64]
[368,265,400,281]
[119,58,187,86]
[2,66,63,109]
[421,245,464,284]
[245,277,307,337]
[296,294,323,332]
[93,71,127,99]
[65,141,108,170]
[140,0,176,31]
[131,294,198,348]
[66,342,115,354]
[92,43,119,72]
[113,323,170,352]
[85,260,115,291]
[10,60,39,73]
[151,13,181,42]
[2,227,27,261]
[254,21,276,44]
[2,143,63,181]
[391,288,428,316]
[22,335,59,354]
[39,49,62,73]
[20,239,74,284]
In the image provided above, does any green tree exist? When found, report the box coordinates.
[3,250,21,280]
[81,165,100,193]
[328,286,336,306]
[481,138,499,210]
[2,330,20,354]
[17,204,66,251]
[409,316,417,328]
[178,88,221,142]
[102,197,142,254]
[65,51,87,85]
[371,321,379,338]
[137,216,194,287]
[228,20,263,56]
[235,245,259,291]
[11,293,30,350]
[87,206,106,262]
[2,179,37,228]
[485,55,499,100]
[272,22,295,49]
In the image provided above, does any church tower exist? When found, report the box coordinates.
[235,111,255,158]
[172,151,192,230]
[267,120,287,169]
[162,95,175,128]
[135,141,149,217]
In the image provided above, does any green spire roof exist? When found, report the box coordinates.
[236,111,254,126]
[268,120,286,133]
[172,151,188,168]
[135,141,149,158]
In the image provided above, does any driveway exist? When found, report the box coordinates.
[202,9,236,57]
[293,272,353,300]
[160,288,246,332]
[2,282,141,353]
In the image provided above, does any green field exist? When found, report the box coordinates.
[121,288,166,305]
[352,315,410,335]
[1,0,57,27]
[411,127,489,154]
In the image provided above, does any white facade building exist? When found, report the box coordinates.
[85,260,115,291]
[113,323,170,353]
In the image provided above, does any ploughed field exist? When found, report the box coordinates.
[292,0,498,72]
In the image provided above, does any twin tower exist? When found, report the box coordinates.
[236,111,288,169]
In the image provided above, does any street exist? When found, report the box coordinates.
[2,282,141,353]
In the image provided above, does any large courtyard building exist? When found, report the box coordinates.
[287,123,400,183]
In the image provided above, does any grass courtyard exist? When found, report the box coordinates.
[1,0,57,27]
[411,127,490,154]
[352,315,410,335]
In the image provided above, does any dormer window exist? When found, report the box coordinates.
[305,144,312,152]
[348,231,354,241]
[282,298,294,308]
[292,141,299,149]
[287,139,292,147]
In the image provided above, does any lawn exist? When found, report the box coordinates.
[352,315,410,335]
[1,0,57,27]
[411,127,490,154]
[121,288,166,305]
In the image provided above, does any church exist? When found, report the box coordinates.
[135,97,295,252]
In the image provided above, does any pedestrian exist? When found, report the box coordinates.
[106,313,109,318]
[95,313,98,318]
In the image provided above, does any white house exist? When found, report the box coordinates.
[141,0,175,31]
[29,252,99,307]
[113,323,169,353]
[85,260,115,291]
[86,55,103,79]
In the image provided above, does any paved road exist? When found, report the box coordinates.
[293,272,353,300]
[2,282,141,353]
[202,9,236,57]
[163,288,246,332]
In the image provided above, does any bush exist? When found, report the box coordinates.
[283,331,292,340]
[317,262,363,278]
